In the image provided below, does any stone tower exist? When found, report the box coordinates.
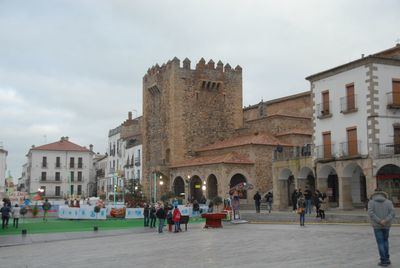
[142,57,243,199]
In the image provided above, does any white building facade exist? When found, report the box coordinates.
[308,44,400,209]
[0,144,8,194]
[24,137,95,199]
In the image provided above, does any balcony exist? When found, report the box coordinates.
[39,177,62,183]
[339,140,362,158]
[134,157,141,166]
[316,102,332,119]
[374,143,400,157]
[387,92,400,109]
[340,94,358,114]
[315,144,335,160]
[273,145,312,161]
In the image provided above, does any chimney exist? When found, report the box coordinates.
[65,136,69,141]
[128,111,132,120]
[89,144,94,151]
[361,54,364,58]
[60,137,65,141]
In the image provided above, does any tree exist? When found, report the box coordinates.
[125,179,145,208]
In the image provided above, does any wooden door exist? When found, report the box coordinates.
[347,128,358,156]
[322,91,330,114]
[394,80,400,106]
[346,84,355,110]
[323,132,331,158]
[394,126,400,154]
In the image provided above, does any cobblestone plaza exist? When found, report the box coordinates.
[1,223,399,267]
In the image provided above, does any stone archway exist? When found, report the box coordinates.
[207,174,218,200]
[377,164,400,206]
[318,165,339,207]
[190,175,203,203]
[278,168,295,209]
[229,173,247,199]
[298,167,315,193]
[343,163,367,207]
[173,176,185,197]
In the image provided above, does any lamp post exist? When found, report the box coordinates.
[113,172,117,207]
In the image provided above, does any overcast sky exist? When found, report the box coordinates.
[0,0,399,178]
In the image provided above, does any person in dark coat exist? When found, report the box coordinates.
[304,187,312,214]
[253,191,261,213]
[143,203,150,227]
[265,192,273,213]
[156,205,167,233]
[193,200,200,216]
[149,204,156,228]
[291,189,298,212]
[1,202,11,229]
[297,194,306,227]
[314,190,322,218]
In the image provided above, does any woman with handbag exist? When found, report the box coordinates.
[297,194,306,226]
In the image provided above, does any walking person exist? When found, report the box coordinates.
[143,203,150,227]
[253,191,261,213]
[149,204,156,228]
[319,193,327,220]
[304,187,312,214]
[291,189,298,212]
[156,205,167,233]
[42,199,51,222]
[264,192,273,213]
[12,204,21,228]
[1,202,11,229]
[172,206,181,233]
[314,191,321,218]
[193,200,200,216]
[297,194,306,227]
[368,189,396,267]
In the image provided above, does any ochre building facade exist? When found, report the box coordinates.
[142,57,312,204]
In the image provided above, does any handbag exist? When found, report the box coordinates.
[297,207,304,214]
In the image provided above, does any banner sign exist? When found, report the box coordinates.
[58,206,107,220]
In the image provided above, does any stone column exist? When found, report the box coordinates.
[316,177,328,193]
[339,176,353,210]
[277,180,288,210]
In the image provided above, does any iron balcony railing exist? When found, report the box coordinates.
[316,101,332,118]
[39,177,62,183]
[340,94,357,113]
[386,92,400,108]
[374,143,400,156]
[340,140,361,157]
[315,144,335,160]
[273,145,312,161]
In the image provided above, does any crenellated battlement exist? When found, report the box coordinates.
[144,57,242,77]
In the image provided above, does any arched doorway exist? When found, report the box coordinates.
[298,167,315,193]
[377,164,400,207]
[343,163,367,206]
[319,165,339,207]
[230,173,247,199]
[278,168,294,208]
[173,177,185,197]
[190,176,203,202]
[207,174,218,199]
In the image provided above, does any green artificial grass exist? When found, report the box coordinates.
[0,217,205,236]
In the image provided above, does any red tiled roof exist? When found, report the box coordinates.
[196,132,291,152]
[275,129,312,137]
[31,140,90,152]
[171,152,254,168]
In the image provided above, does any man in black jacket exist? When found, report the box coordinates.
[156,205,167,233]
[143,203,150,227]
[253,191,261,213]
